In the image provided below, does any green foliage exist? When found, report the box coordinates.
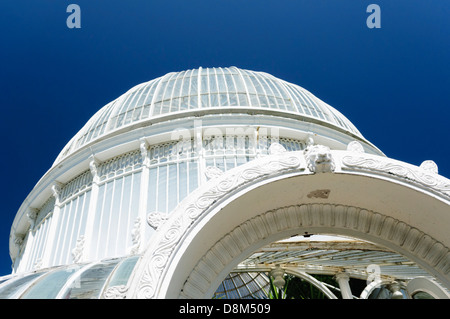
[264,273,342,299]
[265,275,290,299]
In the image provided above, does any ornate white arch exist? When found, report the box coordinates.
[126,144,450,299]
[179,203,449,298]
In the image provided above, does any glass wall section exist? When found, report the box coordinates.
[50,170,93,266]
[147,139,199,215]
[203,135,255,174]
[203,135,305,179]
[103,256,140,291]
[61,259,122,299]
[20,264,81,299]
[0,272,46,298]
[214,272,270,299]
[89,150,142,260]
[14,196,55,273]
[108,80,159,131]
[54,67,364,166]
[258,136,305,156]
[75,99,118,151]
[21,197,55,272]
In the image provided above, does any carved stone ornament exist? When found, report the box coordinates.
[268,142,286,155]
[103,285,128,299]
[342,155,450,198]
[89,156,100,183]
[181,203,449,298]
[27,208,39,230]
[51,182,64,201]
[147,212,169,230]
[204,166,224,180]
[420,160,438,174]
[347,141,365,153]
[34,258,43,270]
[14,233,24,247]
[306,133,314,149]
[71,235,85,263]
[129,217,141,255]
[140,138,150,166]
[134,152,304,299]
[305,144,335,173]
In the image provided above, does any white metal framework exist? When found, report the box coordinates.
[53,67,363,166]
[4,67,449,299]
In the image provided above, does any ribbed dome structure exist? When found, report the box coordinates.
[54,67,364,166]
[6,67,450,300]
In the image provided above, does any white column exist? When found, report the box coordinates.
[41,181,64,268]
[335,272,353,299]
[12,233,25,273]
[136,138,150,254]
[19,208,39,271]
[82,156,100,262]
[195,120,206,185]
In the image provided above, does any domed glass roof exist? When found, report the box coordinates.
[54,67,362,166]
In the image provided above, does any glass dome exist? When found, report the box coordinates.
[53,67,363,166]
[0,256,140,299]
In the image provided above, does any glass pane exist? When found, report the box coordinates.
[105,256,140,288]
[413,291,435,299]
[21,265,80,299]
[63,259,122,299]
[158,166,167,213]
[168,164,178,212]
[0,272,45,298]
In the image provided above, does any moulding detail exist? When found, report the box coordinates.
[89,156,100,183]
[341,155,450,198]
[140,138,150,167]
[305,144,335,173]
[116,150,449,298]
[347,141,365,153]
[268,142,287,155]
[71,235,85,263]
[133,152,305,299]
[103,285,128,299]
[147,212,169,230]
[27,208,39,231]
[130,217,142,255]
[420,160,438,174]
[204,166,224,180]
[181,203,449,298]
[51,181,64,203]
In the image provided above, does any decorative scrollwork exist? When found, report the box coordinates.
[204,166,224,180]
[135,152,305,299]
[129,217,141,255]
[147,212,169,230]
[347,141,365,153]
[420,160,438,174]
[71,235,85,263]
[342,155,450,198]
[103,285,129,299]
[305,145,335,173]
[268,142,286,155]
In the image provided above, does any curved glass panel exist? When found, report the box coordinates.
[412,291,435,299]
[61,258,122,299]
[54,67,362,166]
[20,265,81,299]
[0,272,46,299]
[103,256,140,289]
[214,272,270,299]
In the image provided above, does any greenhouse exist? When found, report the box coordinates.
[2,67,449,299]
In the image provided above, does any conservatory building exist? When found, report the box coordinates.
[1,67,449,299]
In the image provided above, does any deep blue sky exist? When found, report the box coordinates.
[0,1,448,276]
